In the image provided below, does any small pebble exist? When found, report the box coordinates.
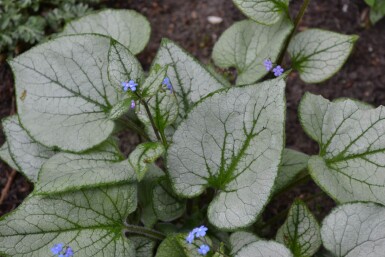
[207,16,223,24]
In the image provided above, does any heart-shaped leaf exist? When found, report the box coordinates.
[212,18,293,85]
[152,177,186,222]
[130,236,156,257]
[232,0,289,25]
[300,93,385,204]
[288,29,358,83]
[273,149,309,194]
[61,9,151,55]
[321,203,385,257]
[156,233,212,257]
[276,199,321,257]
[0,142,19,171]
[153,39,225,124]
[167,78,285,230]
[230,231,259,256]
[0,184,137,257]
[136,91,179,141]
[2,115,55,182]
[36,139,136,195]
[235,241,293,257]
[138,164,164,228]
[128,142,165,181]
[10,34,142,152]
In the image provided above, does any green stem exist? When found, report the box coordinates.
[124,223,166,241]
[277,0,311,65]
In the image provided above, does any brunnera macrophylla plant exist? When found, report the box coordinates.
[1,1,384,256]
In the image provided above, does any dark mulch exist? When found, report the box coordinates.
[1,0,384,236]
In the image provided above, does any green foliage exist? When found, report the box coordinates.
[0,0,99,55]
[0,1,382,257]
[365,0,385,24]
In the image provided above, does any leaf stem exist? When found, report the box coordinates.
[124,222,166,241]
[277,0,311,65]
[135,92,168,147]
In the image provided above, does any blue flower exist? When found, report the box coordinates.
[186,232,195,244]
[198,244,210,255]
[162,77,173,93]
[273,65,284,77]
[51,243,64,255]
[130,100,136,109]
[64,247,74,257]
[122,80,138,92]
[263,59,273,71]
[195,225,208,238]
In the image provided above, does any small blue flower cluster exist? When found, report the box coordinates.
[122,80,138,92]
[162,77,173,93]
[186,225,210,255]
[51,243,73,257]
[263,59,284,77]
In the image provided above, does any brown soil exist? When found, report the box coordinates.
[1,0,385,237]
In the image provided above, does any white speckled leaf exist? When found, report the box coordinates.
[36,139,135,194]
[230,231,259,256]
[276,199,321,257]
[288,29,358,83]
[62,9,151,55]
[108,98,133,120]
[232,0,289,25]
[300,93,385,204]
[153,39,225,123]
[235,240,293,257]
[108,40,143,89]
[321,203,385,257]
[167,78,285,230]
[141,64,168,98]
[0,142,19,171]
[153,177,186,222]
[10,34,143,152]
[0,184,137,257]
[3,115,55,182]
[212,18,293,85]
[136,90,179,141]
[128,142,165,181]
[273,149,309,194]
[156,234,212,257]
[130,236,156,257]
[138,165,164,227]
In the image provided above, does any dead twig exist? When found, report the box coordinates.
[0,169,17,205]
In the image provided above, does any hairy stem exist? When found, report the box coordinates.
[124,222,166,241]
[277,0,311,65]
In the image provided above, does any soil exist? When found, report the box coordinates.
[1,0,385,237]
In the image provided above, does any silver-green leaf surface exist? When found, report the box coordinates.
[3,115,55,182]
[36,139,135,195]
[273,149,309,194]
[235,240,293,257]
[212,18,293,85]
[0,142,19,171]
[0,184,137,257]
[321,203,385,257]
[232,0,289,25]
[10,34,142,152]
[153,39,225,123]
[62,9,151,55]
[128,142,165,181]
[276,199,321,257]
[167,78,285,230]
[300,93,385,204]
[288,29,358,83]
